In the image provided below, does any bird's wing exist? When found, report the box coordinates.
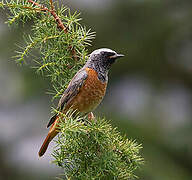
[47,68,88,128]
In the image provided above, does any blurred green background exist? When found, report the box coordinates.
[0,0,192,179]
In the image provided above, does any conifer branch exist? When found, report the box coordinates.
[27,0,79,60]
[27,0,68,32]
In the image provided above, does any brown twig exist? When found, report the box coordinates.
[27,0,78,60]
[50,9,68,32]
[28,0,68,33]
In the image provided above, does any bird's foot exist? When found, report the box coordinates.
[88,112,95,121]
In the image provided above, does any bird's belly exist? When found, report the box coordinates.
[66,68,107,114]
[75,86,105,113]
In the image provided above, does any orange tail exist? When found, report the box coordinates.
[39,118,59,157]
[38,134,52,157]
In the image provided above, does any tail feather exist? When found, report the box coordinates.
[39,118,59,157]
[38,134,52,157]
[47,114,58,128]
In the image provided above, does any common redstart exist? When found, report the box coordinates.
[39,48,124,157]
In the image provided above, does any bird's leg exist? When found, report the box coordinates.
[88,112,95,121]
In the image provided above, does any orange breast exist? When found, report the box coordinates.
[65,68,107,114]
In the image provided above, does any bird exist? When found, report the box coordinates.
[38,48,124,157]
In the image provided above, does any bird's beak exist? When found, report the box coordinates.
[109,53,124,59]
[116,54,124,58]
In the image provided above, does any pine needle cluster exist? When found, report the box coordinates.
[53,111,143,179]
[1,0,143,179]
[1,0,95,99]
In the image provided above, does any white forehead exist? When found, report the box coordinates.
[90,48,116,56]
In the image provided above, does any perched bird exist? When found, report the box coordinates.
[38,48,124,157]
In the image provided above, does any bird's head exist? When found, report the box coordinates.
[88,48,124,71]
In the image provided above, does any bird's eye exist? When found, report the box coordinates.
[103,52,114,57]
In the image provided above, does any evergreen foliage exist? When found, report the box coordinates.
[1,0,143,179]
[1,0,95,99]
[53,111,143,179]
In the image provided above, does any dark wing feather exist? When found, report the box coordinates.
[47,114,57,128]
[47,68,88,128]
